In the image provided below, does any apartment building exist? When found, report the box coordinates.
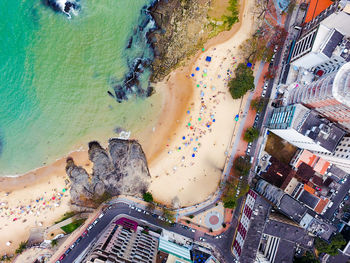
[290,1,350,74]
[287,62,350,131]
[86,218,158,263]
[267,104,345,153]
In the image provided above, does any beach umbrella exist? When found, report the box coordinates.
[198,118,201,121]
[187,110,190,114]
[247,62,252,67]
[182,136,186,140]
[191,73,195,77]
[213,119,216,122]
[192,154,195,157]
[202,48,205,51]
[200,91,204,97]
[205,56,212,62]
[62,188,66,192]
[196,67,200,71]
[188,122,191,126]
[203,69,207,73]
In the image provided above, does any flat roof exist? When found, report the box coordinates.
[298,190,320,209]
[313,158,330,175]
[158,237,192,262]
[279,195,307,223]
[304,0,333,23]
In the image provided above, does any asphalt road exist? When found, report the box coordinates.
[58,202,237,263]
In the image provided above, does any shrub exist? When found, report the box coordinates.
[189,215,194,219]
[15,241,27,254]
[143,192,153,202]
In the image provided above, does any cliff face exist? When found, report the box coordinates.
[149,0,211,82]
[66,139,150,209]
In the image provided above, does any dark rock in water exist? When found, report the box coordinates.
[41,0,61,12]
[66,139,150,209]
[42,0,79,16]
[126,37,133,49]
[107,91,115,98]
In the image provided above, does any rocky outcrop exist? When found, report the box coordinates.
[149,0,212,82]
[66,139,150,209]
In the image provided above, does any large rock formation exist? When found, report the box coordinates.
[66,139,150,209]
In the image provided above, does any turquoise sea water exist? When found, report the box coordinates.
[0,0,160,175]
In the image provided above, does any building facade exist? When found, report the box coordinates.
[290,1,350,74]
[267,104,345,153]
[287,62,350,131]
[86,218,159,263]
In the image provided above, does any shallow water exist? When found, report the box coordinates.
[0,0,160,175]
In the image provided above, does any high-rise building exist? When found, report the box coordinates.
[314,136,350,172]
[290,1,350,74]
[86,218,159,263]
[267,104,345,153]
[287,62,350,131]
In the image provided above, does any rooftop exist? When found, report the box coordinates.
[238,196,271,263]
[158,237,192,262]
[278,194,307,223]
[298,190,320,209]
[260,156,294,188]
[296,109,345,153]
[304,0,333,23]
[321,29,344,58]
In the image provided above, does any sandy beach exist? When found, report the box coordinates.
[0,0,257,255]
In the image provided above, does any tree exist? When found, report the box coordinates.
[315,233,346,256]
[51,239,58,247]
[162,208,175,222]
[229,63,255,99]
[233,156,251,176]
[244,127,259,142]
[222,0,240,30]
[143,192,153,202]
[15,241,27,254]
[251,97,268,112]
[293,251,319,263]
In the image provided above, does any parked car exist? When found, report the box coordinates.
[199,237,206,241]
[59,254,66,260]
[190,228,196,233]
[70,243,76,249]
[152,213,158,218]
[136,208,142,212]
[75,237,82,244]
[98,213,104,219]
[87,225,93,231]
[65,248,71,255]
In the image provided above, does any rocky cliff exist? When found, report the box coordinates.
[66,139,150,209]
[149,0,212,82]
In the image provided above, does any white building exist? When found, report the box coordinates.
[290,2,350,75]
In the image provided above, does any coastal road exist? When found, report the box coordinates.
[58,202,237,263]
